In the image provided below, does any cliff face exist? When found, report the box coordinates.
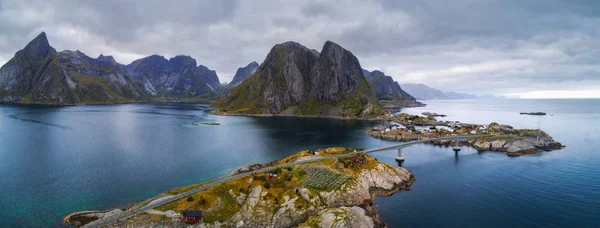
[217,41,386,118]
[366,70,415,101]
[58,50,143,102]
[229,61,259,87]
[0,32,79,104]
[126,55,221,98]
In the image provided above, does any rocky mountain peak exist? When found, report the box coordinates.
[217,40,385,117]
[168,55,197,73]
[229,61,260,87]
[365,69,416,102]
[369,70,385,77]
[97,54,117,64]
[24,32,51,53]
[22,31,56,64]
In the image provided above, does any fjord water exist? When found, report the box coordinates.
[0,100,598,227]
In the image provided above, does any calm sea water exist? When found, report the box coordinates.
[0,99,598,227]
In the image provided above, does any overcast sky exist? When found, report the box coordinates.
[1,0,599,98]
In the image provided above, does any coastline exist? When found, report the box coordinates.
[65,148,415,227]
[213,111,385,121]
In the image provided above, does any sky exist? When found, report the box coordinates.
[0,0,599,98]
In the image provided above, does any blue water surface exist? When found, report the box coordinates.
[0,99,598,227]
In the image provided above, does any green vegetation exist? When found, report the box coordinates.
[140,147,385,225]
[301,165,350,190]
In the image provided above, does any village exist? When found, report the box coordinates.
[369,113,496,141]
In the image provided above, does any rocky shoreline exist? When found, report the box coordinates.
[367,113,565,156]
[65,148,414,227]
[213,110,390,121]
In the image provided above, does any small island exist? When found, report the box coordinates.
[192,122,221,126]
[367,113,564,156]
[65,148,414,227]
[520,112,547,116]
[421,112,447,117]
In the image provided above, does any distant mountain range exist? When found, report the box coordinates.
[0,32,226,104]
[0,32,421,112]
[400,83,505,100]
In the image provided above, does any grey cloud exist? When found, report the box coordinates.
[0,0,599,95]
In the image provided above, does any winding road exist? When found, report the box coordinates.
[83,135,484,228]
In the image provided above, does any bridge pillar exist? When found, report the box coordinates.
[452,140,461,152]
[396,149,405,161]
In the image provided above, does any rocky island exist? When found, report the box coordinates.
[520,112,547,116]
[367,113,564,156]
[65,148,414,227]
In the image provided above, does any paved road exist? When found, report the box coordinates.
[84,135,484,228]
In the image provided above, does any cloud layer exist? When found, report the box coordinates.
[1,0,599,97]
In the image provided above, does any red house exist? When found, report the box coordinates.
[183,210,203,224]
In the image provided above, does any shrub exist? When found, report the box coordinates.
[264,182,271,189]
[186,196,194,202]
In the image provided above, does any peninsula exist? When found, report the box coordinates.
[65,148,414,227]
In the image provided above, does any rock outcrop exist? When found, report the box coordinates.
[298,206,376,228]
[63,209,123,227]
[216,41,386,118]
[466,130,564,156]
[229,61,259,87]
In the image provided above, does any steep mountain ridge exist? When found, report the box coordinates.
[216,41,386,118]
[126,55,221,99]
[229,61,259,87]
[365,70,415,101]
[0,32,79,104]
[58,50,142,102]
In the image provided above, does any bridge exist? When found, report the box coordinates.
[363,135,485,161]
[83,135,486,228]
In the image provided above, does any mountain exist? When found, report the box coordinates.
[0,32,143,104]
[400,83,449,100]
[0,32,225,104]
[229,61,259,87]
[216,41,386,118]
[126,55,221,99]
[58,50,143,102]
[363,70,416,102]
[400,83,504,100]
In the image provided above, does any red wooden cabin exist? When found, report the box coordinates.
[183,210,203,224]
